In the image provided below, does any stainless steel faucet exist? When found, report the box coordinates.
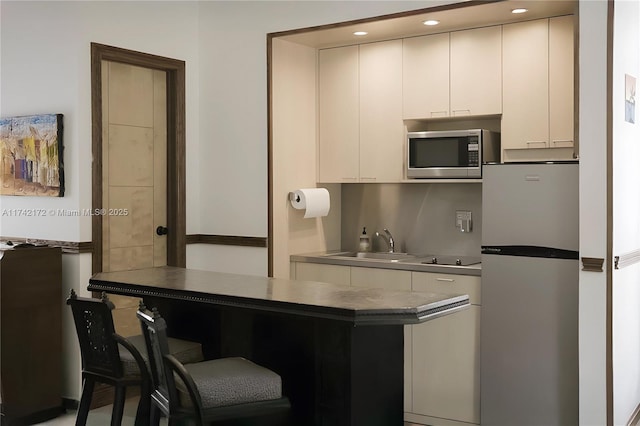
[375,229,395,253]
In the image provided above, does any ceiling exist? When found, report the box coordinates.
[279,0,577,49]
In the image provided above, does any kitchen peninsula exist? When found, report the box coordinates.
[88,266,469,426]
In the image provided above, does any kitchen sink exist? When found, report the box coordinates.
[324,251,417,261]
[320,251,481,266]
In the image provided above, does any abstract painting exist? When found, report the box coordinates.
[0,114,64,196]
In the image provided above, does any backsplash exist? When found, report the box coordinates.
[341,183,482,257]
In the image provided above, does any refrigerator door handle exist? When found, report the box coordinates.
[481,245,578,260]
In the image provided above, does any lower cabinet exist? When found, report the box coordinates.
[294,262,351,286]
[407,272,481,426]
[291,262,481,426]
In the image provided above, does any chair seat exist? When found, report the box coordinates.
[177,357,282,409]
[119,334,204,377]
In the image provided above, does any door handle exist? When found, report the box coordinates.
[156,226,168,236]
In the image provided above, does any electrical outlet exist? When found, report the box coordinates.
[456,210,472,232]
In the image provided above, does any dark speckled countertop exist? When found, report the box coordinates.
[89,266,469,326]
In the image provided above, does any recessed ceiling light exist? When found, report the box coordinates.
[511,8,528,14]
[423,20,440,26]
[353,31,368,36]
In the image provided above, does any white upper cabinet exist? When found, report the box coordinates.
[502,19,549,152]
[403,33,450,119]
[318,45,360,182]
[450,25,502,117]
[359,40,404,182]
[318,41,404,183]
[502,17,575,161]
[403,26,501,120]
[549,15,575,148]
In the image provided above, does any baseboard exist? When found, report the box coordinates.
[62,398,78,411]
[404,411,478,426]
[627,401,640,426]
[0,404,64,426]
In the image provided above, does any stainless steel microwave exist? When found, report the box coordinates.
[407,129,500,178]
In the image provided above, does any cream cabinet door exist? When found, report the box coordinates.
[350,266,411,291]
[402,33,450,119]
[502,19,550,153]
[549,15,575,148]
[293,262,351,286]
[318,46,359,182]
[411,305,481,424]
[410,272,481,424]
[450,26,502,117]
[359,40,404,183]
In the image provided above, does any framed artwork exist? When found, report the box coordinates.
[625,73,636,124]
[0,114,64,197]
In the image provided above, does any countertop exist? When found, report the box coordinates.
[291,251,482,276]
[88,266,469,326]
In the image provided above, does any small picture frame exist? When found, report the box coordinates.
[625,73,636,124]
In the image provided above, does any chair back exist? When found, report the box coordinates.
[66,289,124,378]
[136,305,182,415]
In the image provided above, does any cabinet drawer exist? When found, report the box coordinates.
[351,267,411,291]
[294,262,351,286]
[412,272,480,305]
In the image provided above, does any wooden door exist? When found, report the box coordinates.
[101,60,167,336]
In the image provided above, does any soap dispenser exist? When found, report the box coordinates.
[358,227,371,252]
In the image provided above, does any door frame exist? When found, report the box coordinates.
[90,43,186,273]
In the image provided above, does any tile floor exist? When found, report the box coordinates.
[35,397,167,426]
[34,399,421,426]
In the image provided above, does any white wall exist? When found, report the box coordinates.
[612,1,640,423]
[578,1,609,424]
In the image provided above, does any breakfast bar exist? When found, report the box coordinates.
[88,266,469,426]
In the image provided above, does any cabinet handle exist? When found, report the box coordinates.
[452,109,471,116]
[552,140,574,146]
[526,141,548,148]
[436,278,455,282]
[342,177,358,181]
[430,111,449,118]
[360,177,377,182]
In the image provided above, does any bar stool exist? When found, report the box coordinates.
[67,290,204,426]
[137,304,291,426]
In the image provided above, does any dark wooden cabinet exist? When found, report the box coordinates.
[0,246,63,425]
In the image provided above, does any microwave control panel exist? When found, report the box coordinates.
[468,136,480,167]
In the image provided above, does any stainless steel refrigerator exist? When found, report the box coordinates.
[481,162,579,426]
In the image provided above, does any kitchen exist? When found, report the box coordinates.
[272,1,577,425]
[0,0,635,424]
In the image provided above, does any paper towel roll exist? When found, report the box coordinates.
[290,188,330,218]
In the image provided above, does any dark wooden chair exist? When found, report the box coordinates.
[136,304,291,426]
[67,290,205,426]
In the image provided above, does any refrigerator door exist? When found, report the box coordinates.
[482,162,579,251]
[480,253,578,426]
